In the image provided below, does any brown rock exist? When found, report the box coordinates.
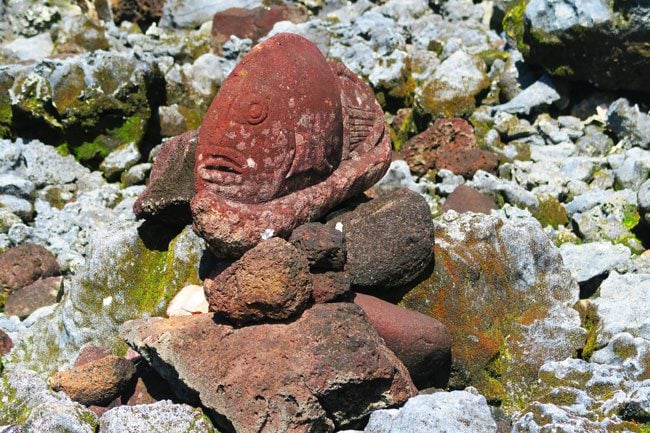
[126,362,177,405]
[435,147,499,178]
[204,237,312,325]
[121,303,417,433]
[327,189,434,292]
[110,0,164,28]
[3,276,62,318]
[49,355,136,406]
[354,293,451,389]
[289,222,346,272]
[0,243,59,304]
[134,130,197,226]
[0,329,13,356]
[212,5,308,53]
[73,344,112,368]
[441,184,498,215]
[312,271,351,303]
[191,33,391,258]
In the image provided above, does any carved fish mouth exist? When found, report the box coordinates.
[200,146,247,175]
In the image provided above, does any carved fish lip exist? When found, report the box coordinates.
[201,146,247,175]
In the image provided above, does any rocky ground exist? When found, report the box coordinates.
[0,0,649,432]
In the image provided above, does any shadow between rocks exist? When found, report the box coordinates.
[137,220,186,251]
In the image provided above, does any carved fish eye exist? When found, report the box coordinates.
[240,94,268,125]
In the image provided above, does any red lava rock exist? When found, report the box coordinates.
[212,5,308,52]
[289,222,346,272]
[73,344,113,368]
[191,33,391,258]
[311,271,351,303]
[49,355,137,407]
[126,361,177,405]
[121,303,417,433]
[0,329,13,356]
[441,184,498,215]
[354,293,452,389]
[3,276,62,318]
[110,0,164,27]
[435,147,499,178]
[133,130,197,226]
[0,243,59,299]
[204,237,312,325]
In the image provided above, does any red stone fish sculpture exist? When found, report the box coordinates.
[191,33,391,258]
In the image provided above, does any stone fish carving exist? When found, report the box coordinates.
[191,33,391,258]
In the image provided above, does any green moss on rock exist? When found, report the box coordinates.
[531,195,568,228]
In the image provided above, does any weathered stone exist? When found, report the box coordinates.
[289,222,346,272]
[400,212,585,409]
[436,147,499,178]
[121,303,417,433]
[134,130,197,226]
[354,293,451,389]
[166,284,209,317]
[0,243,59,306]
[49,355,137,407]
[110,0,165,28]
[441,185,498,214]
[191,33,391,258]
[328,189,434,292]
[204,237,312,324]
[3,275,62,318]
[73,344,113,368]
[311,271,351,303]
[0,328,13,355]
[211,5,308,52]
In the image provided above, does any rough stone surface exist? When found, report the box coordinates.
[99,400,217,433]
[558,242,631,284]
[160,0,262,28]
[328,188,434,292]
[110,0,165,27]
[311,271,351,303]
[204,237,312,324]
[191,33,391,258]
[607,98,650,149]
[401,212,585,408]
[289,222,346,272]
[121,303,417,433]
[134,130,198,226]
[0,328,13,355]
[49,355,137,406]
[364,389,498,433]
[354,293,452,389]
[436,147,499,179]
[441,185,498,214]
[0,243,59,304]
[3,276,62,318]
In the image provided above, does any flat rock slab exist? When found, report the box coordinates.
[121,303,416,433]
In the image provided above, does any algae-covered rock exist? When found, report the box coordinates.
[3,221,205,375]
[400,211,585,410]
[503,0,650,92]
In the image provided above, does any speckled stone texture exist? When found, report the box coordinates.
[191,33,391,258]
[121,303,416,433]
[0,243,60,301]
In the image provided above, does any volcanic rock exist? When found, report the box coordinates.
[354,293,451,389]
[289,222,346,272]
[121,303,417,433]
[0,329,13,355]
[0,243,59,304]
[133,130,197,227]
[3,276,62,318]
[441,185,498,214]
[311,271,351,303]
[327,188,434,292]
[49,355,137,407]
[204,238,312,325]
[191,33,391,258]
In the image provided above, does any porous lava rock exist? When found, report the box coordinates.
[3,275,62,318]
[327,188,434,292]
[121,303,417,433]
[204,237,312,325]
[211,5,308,53]
[0,329,13,355]
[191,33,391,258]
[289,222,346,272]
[441,185,499,214]
[133,130,197,226]
[354,293,452,389]
[0,243,59,306]
[400,118,498,178]
[311,271,351,303]
[49,355,137,407]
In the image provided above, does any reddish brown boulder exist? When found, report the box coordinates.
[191,33,391,258]
[311,271,351,303]
[441,185,498,215]
[73,344,112,368]
[436,147,499,178]
[3,276,62,318]
[289,222,346,272]
[354,293,452,389]
[49,355,136,407]
[0,329,13,356]
[0,243,59,303]
[204,237,312,325]
[110,0,164,27]
[134,130,197,226]
[212,5,308,53]
[121,303,417,433]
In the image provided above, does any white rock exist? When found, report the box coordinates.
[559,242,631,283]
[2,33,53,61]
[166,285,209,317]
